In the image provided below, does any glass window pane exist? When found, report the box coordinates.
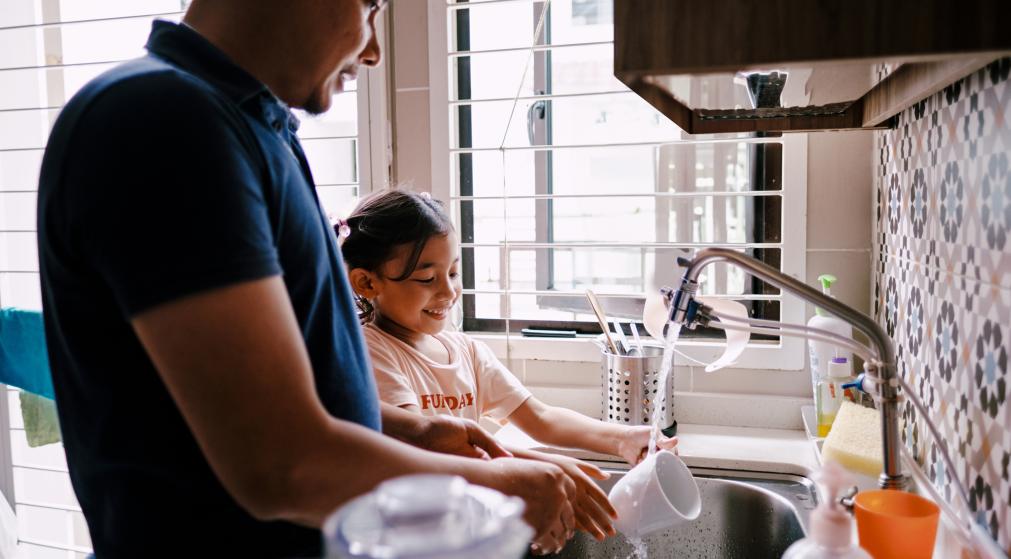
[453,142,782,198]
[453,43,621,101]
[58,15,179,65]
[0,28,44,69]
[451,0,614,54]
[466,245,781,297]
[462,293,780,332]
[300,138,357,185]
[452,198,537,243]
[0,192,36,231]
[295,91,359,139]
[0,68,46,110]
[16,505,77,547]
[316,185,358,221]
[1,0,39,29]
[0,232,38,271]
[451,93,680,149]
[0,150,44,191]
[0,272,42,309]
[449,0,791,335]
[451,195,781,245]
[0,110,54,151]
[57,0,181,23]
[14,467,78,508]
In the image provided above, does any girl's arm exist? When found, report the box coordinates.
[507,397,677,465]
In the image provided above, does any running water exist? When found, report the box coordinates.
[647,325,681,457]
[625,536,648,559]
[624,324,681,559]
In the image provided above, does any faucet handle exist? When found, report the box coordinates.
[838,485,858,513]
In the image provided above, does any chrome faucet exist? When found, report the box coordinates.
[665,248,906,490]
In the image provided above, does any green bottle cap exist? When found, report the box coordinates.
[818,274,838,291]
[814,274,838,317]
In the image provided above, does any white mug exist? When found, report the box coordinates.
[608,450,701,539]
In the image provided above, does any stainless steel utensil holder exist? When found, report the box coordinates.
[601,346,676,434]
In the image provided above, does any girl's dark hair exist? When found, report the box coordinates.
[338,189,453,323]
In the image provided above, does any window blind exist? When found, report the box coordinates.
[440,0,805,359]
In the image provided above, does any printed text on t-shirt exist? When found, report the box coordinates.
[420,392,475,411]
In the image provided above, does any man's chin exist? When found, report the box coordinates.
[302,96,331,116]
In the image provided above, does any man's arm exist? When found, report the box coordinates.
[131,275,573,538]
[380,402,512,460]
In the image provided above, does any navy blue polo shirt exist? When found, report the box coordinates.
[37,20,380,558]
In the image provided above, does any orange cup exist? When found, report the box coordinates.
[854,489,940,558]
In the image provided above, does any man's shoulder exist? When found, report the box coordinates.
[40,54,257,190]
[58,55,236,136]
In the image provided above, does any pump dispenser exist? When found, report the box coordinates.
[782,461,871,558]
[807,274,853,403]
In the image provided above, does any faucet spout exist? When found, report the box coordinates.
[671,248,906,489]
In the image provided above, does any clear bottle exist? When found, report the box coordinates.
[807,274,854,402]
[782,461,871,559]
[816,357,854,437]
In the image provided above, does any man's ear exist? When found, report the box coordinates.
[348,268,380,298]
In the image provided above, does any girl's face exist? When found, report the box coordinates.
[371,233,462,338]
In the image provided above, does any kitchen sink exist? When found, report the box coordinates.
[533,465,817,559]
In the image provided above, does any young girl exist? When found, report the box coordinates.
[338,190,677,540]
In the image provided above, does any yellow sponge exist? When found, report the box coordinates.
[821,401,883,478]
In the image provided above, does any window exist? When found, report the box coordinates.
[431,0,806,369]
[0,1,375,555]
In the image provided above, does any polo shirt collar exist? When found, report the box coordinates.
[145,19,270,108]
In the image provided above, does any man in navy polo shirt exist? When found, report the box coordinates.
[37,1,577,556]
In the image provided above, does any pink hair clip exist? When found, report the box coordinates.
[419,191,432,200]
[335,218,352,242]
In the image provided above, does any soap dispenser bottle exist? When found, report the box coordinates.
[816,357,856,437]
[782,461,871,559]
[807,274,853,402]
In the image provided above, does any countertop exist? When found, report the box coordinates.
[495,421,820,476]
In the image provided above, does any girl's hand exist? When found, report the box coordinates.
[617,426,678,466]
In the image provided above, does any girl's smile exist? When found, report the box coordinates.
[368,232,462,344]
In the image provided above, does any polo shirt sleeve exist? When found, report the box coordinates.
[65,71,281,316]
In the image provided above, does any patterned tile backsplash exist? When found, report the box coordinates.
[873,58,1011,550]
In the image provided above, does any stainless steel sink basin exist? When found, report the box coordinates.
[534,465,817,559]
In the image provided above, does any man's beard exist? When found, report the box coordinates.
[302,93,329,116]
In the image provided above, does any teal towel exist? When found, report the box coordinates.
[0,308,55,399]
[19,391,61,448]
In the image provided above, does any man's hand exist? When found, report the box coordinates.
[525,452,617,542]
[481,457,576,555]
[617,426,678,466]
[417,415,512,459]
[384,405,512,460]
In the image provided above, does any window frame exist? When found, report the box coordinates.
[427,0,806,372]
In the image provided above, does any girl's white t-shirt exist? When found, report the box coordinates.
[363,323,532,422]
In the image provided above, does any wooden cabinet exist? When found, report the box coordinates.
[614,0,1011,133]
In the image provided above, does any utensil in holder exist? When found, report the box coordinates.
[601,345,677,436]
